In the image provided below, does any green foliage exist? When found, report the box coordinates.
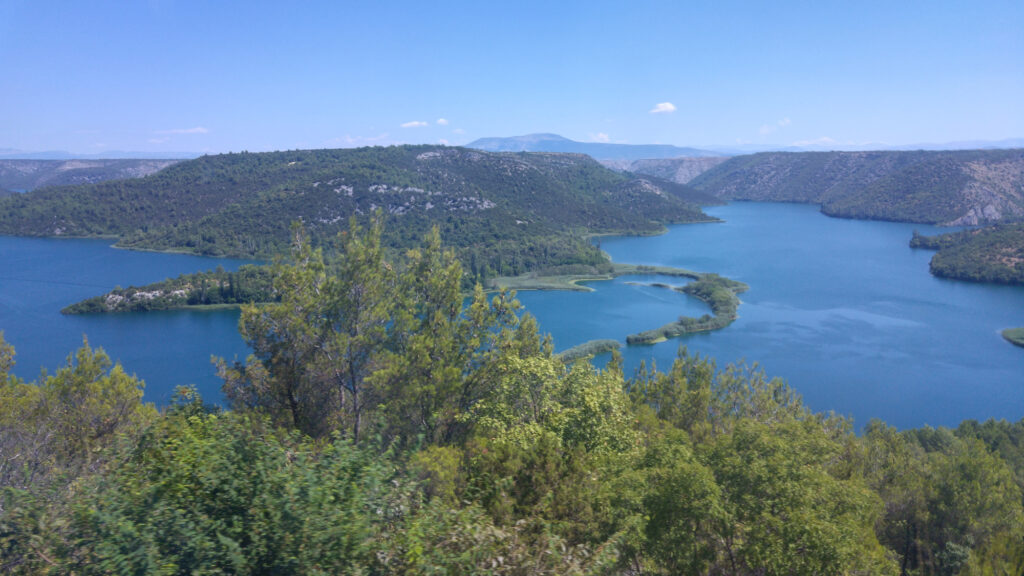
[0,336,156,490]
[70,407,403,575]
[864,421,1024,575]
[556,339,621,362]
[62,264,275,314]
[0,146,713,281]
[912,223,1024,285]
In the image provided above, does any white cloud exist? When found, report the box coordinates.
[759,117,792,136]
[401,120,428,128]
[649,102,676,114]
[452,128,465,134]
[325,133,391,148]
[438,139,450,145]
[157,126,209,135]
[148,137,170,144]
[590,132,611,143]
[436,118,449,126]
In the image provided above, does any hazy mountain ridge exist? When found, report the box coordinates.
[0,146,713,277]
[689,149,1024,225]
[0,159,181,194]
[467,133,723,161]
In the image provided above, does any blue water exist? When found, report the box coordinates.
[0,237,254,404]
[517,203,1024,429]
[2,203,1023,428]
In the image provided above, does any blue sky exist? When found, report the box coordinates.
[1,0,1021,154]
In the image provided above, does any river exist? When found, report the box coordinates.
[2,202,1022,428]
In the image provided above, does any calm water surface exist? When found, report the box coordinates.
[2,202,1023,428]
[518,203,1024,429]
[0,237,253,403]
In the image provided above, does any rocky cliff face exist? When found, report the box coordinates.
[627,157,730,184]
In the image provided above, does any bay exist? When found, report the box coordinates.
[517,202,1024,429]
[0,236,253,404]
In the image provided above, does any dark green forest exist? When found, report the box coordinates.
[911,224,1024,285]
[61,264,276,314]
[3,221,1023,575]
[0,146,716,281]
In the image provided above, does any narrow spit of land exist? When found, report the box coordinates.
[491,263,748,358]
[1003,328,1024,348]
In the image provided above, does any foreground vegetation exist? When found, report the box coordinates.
[3,220,1023,575]
[911,224,1024,285]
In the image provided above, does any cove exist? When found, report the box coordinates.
[0,236,253,404]
[516,202,1024,430]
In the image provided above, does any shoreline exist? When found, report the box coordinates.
[491,262,748,357]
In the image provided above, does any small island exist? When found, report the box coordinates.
[1003,328,1024,348]
[61,265,275,314]
[491,262,748,352]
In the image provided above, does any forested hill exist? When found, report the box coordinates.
[689,149,1024,225]
[0,146,715,277]
[911,223,1024,284]
[0,159,180,194]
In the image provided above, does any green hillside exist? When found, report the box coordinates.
[911,223,1024,284]
[690,149,1024,225]
[0,146,715,278]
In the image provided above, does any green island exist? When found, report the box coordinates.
[1003,328,1024,348]
[61,264,275,314]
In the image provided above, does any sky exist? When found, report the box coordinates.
[1,0,1022,155]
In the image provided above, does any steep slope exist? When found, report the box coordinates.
[467,133,722,161]
[0,146,715,277]
[689,149,1024,225]
[0,159,180,192]
[628,156,730,184]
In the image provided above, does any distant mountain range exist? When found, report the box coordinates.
[466,134,723,163]
[0,149,200,160]
[466,133,1024,159]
